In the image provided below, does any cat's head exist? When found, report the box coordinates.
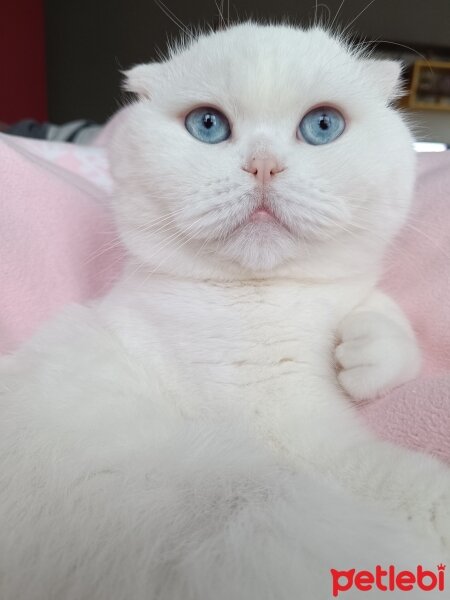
[110,23,415,280]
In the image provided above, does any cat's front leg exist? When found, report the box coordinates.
[328,439,450,559]
[335,289,421,401]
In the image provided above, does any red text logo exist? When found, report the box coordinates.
[330,564,446,597]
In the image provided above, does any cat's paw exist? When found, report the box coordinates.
[335,311,421,401]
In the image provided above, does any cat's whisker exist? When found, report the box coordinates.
[311,1,332,29]
[147,221,203,257]
[364,39,433,72]
[329,0,347,34]
[117,258,147,288]
[83,237,125,267]
[118,223,203,289]
[347,206,450,259]
[214,1,226,28]
[152,0,193,39]
[401,224,450,261]
[133,206,193,234]
[146,223,205,278]
[293,222,313,260]
[333,217,441,273]
[354,210,440,234]
[192,217,230,262]
[137,218,182,236]
[192,233,214,262]
[214,1,223,27]
[340,0,377,37]
[143,215,206,264]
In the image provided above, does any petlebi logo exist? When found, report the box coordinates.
[330,564,446,597]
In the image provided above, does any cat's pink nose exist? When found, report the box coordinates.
[244,157,284,184]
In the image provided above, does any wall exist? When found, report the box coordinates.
[0,0,47,123]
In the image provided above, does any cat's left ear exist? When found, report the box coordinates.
[363,59,402,100]
[122,63,161,99]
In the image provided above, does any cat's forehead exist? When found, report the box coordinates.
[163,25,359,115]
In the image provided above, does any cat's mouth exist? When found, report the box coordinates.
[236,201,292,234]
[248,206,279,223]
[194,191,296,243]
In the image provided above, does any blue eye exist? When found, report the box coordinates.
[185,107,231,144]
[298,106,345,145]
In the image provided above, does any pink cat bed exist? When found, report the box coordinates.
[1,119,449,462]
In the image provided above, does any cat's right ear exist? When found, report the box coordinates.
[122,63,160,99]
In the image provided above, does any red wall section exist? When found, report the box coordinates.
[0,0,47,123]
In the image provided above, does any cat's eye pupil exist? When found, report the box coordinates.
[319,115,330,130]
[203,114,215,129]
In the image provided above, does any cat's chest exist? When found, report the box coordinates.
[104,277,368,404]
[177,284,334,377]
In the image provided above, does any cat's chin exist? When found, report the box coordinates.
[217,220,298,272]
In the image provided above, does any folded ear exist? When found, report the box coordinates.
[122,63,161,99]
[363,59,403,100]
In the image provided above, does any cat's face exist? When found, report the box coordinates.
[111,24,415,279]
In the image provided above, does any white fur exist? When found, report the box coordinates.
[336,290,422,400]
[1,23,449,599]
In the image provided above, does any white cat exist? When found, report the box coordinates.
[0,23,449,600]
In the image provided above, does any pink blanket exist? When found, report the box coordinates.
[1,126,449,462]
